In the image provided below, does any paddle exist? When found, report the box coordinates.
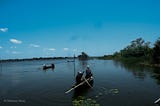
[83,77,92,88]
[154,97,160,104]
[65,77,91,94]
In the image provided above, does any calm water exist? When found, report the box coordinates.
[0,59,160,106]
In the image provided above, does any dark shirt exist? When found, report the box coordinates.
[76,73,83,84]
[85,68,92,78]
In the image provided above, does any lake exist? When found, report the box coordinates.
[0,59,160,106]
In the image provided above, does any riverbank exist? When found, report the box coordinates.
[0,57,76,62]
[97,56,160,68]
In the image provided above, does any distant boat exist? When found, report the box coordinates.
[67,60,75,62]
[43,64,55,70]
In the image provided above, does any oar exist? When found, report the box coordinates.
[83,77,92,88]
[65,77,91,94]
[154,97,160,104]
[65,82,84,94]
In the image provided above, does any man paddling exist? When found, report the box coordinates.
[85,65,93,78]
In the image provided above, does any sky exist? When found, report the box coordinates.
[0,0,160,59]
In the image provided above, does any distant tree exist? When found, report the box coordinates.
[78,52,89,60]
[152,38,160,63]
[113,52,120,57]
[120,37,151,57]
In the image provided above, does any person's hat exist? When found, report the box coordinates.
[78,71,82,74]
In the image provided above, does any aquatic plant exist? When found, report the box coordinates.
[72,96,100,106]
[72,88,119,106]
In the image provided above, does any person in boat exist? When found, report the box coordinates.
[43,64,46,68]
[76,71,84,84]
[51,64,55,68]
[85,65,93,79]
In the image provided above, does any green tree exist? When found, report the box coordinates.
[120,38,151,57]
[152,38,160,63]
[78,52,89,60]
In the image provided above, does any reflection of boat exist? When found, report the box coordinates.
[43,64,55,70]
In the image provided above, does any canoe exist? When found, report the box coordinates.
[43,64,55,70]
[75,77,94,89]
[65,76,94,94]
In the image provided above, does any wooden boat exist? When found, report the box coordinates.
[43,64,55,70]
[65,76,94,93]
[76,77,94,88]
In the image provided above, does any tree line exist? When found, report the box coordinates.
[111,37,160,64]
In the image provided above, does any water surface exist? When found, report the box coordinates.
[0,59,160,106]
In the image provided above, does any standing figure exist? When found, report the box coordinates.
[85,65,92,78]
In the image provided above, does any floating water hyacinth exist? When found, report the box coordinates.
[98,93,103,96]
[95,95,99,98]
[100,87,119,95]
[72,96,100,106]
[109,89,119,94]
[72,88,119,106]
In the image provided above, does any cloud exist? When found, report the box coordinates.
[43,48,56,54]
[30,44,40,48]
[0,46,2,49]
[11,51,21,54]
[10,39,22,44]
[43,48,56,56]
[10,46,17,49]
[0,28,8,32]
[63,48,69,51]
[72,49,77,52]
[48,48,56,51]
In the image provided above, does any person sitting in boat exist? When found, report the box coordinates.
[85,65,93,78]
[76,71,84,84]
[51,64,55,68]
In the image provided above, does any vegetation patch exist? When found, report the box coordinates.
[72,96,100,106]
[98,37,160,68]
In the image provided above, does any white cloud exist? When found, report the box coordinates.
[11,51,21,54]
[48,48,56,51]
[43,48,56,56]
[0,46,2,49]
[0,28,8,32]
[30,44,40,48]
[10,46,17,49]
[63,48,69,51]
[72,49,77,52]
[10,39,22,44]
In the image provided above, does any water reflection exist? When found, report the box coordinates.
[151,68,160,85]
[77,60,88,71]
[72,86,91,99]
[0,61,2,77]
[43,69,55,73]
[113,60,160,84]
